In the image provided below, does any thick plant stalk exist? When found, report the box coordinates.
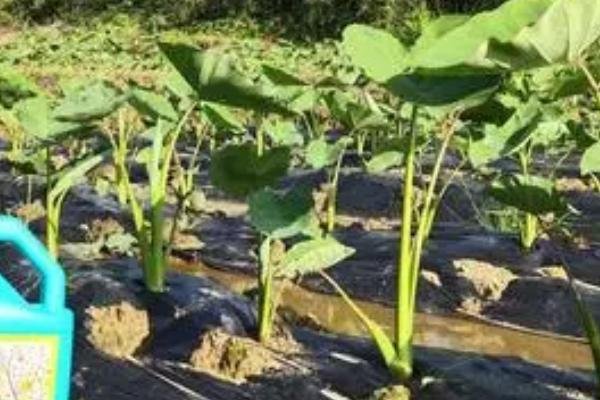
[521,213,538,250]
[395,106,418,380]
[518,149,537,251]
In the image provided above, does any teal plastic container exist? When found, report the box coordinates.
[0,216,74,400]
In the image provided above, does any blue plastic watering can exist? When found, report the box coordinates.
[0,216,73,400]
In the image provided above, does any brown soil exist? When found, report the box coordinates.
[189,328,283,382]
[85,300,150,358]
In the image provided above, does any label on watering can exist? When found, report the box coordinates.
[0,335,59,400]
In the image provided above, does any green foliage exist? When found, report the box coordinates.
[489,174,568,216]
[366,151,404,173]
[276,237,355,278]
[469,98,542,167]
[14,97,87,143]
[129,88,178,122]
[0,67,39,108]
[53,80,125,122]
[249,187,319,239]
[159,43,290,115]
[305,138,350,170]
[342,24,406,83]
[209,144,291,197]
[581,141,600,176]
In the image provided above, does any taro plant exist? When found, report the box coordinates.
[11,81,122,259]
[249,186,354,342]
[117,86,187,293]
[332,0,600,381]
[210,143,354,343]
[116,42,294,293]
[469,94,570,250]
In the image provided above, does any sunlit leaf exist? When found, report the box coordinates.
[14,97,87,142]
[276,237,355,278]
[581,141,600,176]
[305,137,350,169]
[53,81,124,122]
[366,151,404,174]
[249,187,319,239]
[160,43,290,115]
[130,88,178,122]
[342,24,407,83]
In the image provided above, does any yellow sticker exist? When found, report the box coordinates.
[0,335,58,400]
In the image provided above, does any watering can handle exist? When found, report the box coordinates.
[0,216,65,312]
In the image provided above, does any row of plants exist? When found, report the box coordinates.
[2,0,600,391]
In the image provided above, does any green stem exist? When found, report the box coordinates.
[591,174,600,193]
[258,238,274,343]
[578,59,600,109]
[409,121,456,309]
[45,145,59,259]
[256,115,265,157]
[395,105,418,380]
[326,150,345,234]
[519,148,537,251]
[116,111,129,206]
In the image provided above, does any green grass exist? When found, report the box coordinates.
[0,16,340,87]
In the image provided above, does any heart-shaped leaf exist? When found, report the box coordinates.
[14,97,89,143]
[342,24,407,83]
[53,81,125,122]
[210,143,291,197]
[249,187,319,239]
[160,43,290,115]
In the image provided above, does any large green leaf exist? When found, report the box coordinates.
[14,97,87,143]
[342,24,407,83]
[510,0,600,66]
[53,81,124,122]
[406,0,553,71]
[209,144,291,197]
[249,187,319,239]
[581,141,600,176]
[129,88,178,122]
[489,174,568,215]
[159,43,290,115]
[276,237,355,278]
[386,73,502,107]
[469,98,542,167]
